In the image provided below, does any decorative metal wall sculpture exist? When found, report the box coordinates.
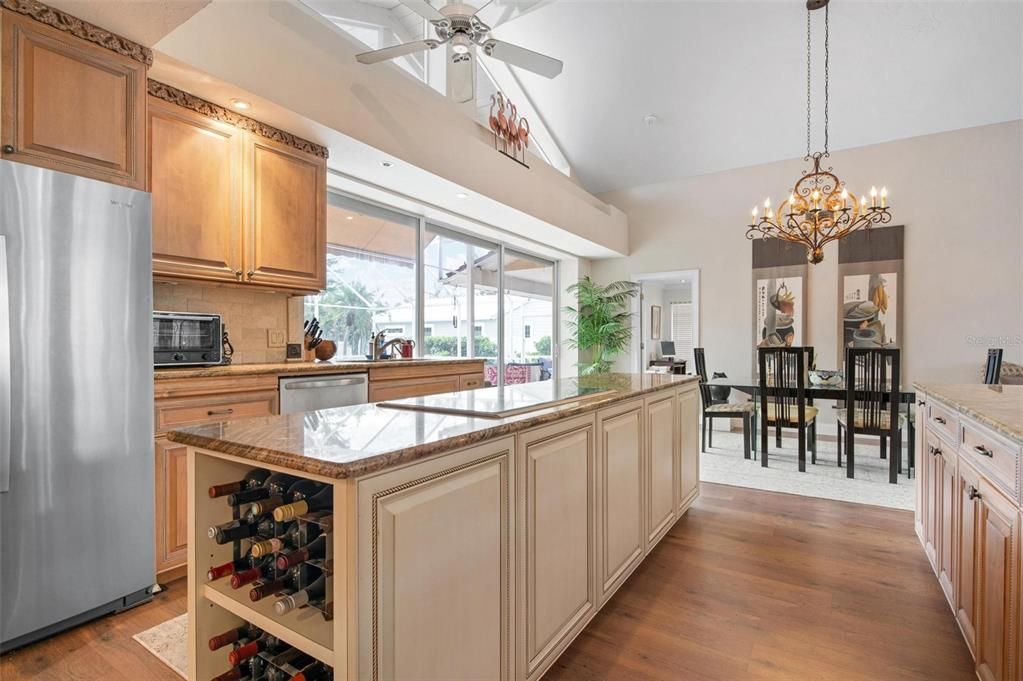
[489,92,531,167]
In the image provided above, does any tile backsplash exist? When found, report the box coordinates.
[154,282,304,364]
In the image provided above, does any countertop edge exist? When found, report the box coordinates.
[155,357,485,381]
[913,382,1023,446]
[166,375,700,479]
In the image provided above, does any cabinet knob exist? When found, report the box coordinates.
[235,270,243,279]
[933,416,946,425]
[1,145,13,154]
[973,445,993,458]
[929,445,941,456]
[968,486,981,501]
[917,400,926,406]
[247,270,255,279]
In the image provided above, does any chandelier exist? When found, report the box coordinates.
[746,0,892,264]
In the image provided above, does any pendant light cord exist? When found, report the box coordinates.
[824,3,830,156]
[806,8,812,158]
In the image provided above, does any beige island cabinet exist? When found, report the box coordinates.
[168,373,700,681]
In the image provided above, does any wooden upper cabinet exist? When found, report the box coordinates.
[0,9,146,189]
[244,136,326,292]
[149,97,242,282]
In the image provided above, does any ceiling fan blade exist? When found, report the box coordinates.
[447,52,475,104]
[481,39,562,78]
[399,0,449,25]
[356,39,439,65]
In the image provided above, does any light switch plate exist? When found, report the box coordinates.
[268,329,286,348]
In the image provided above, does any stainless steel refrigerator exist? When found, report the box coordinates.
[0,160,155,651]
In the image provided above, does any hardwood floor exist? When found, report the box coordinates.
[0,483,974,681]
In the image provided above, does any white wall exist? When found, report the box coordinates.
[592,121,1023,387]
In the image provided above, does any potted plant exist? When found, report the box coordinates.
[564,276,639,375]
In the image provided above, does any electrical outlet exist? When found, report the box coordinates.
[268,329,286,348]
[286,343,303,359]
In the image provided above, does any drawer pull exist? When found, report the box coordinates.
[929,445,941,457]
[933,416,946,425]
[207,408,235,416]
[917,400,926,406]
[973,445,993,458]
[967,486,981,501]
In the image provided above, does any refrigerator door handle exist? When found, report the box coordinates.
[0,236,9,493]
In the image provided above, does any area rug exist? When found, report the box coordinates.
[700,430,915,510]
[133,614,187,679]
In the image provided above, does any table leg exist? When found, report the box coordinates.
[890,422,900,484]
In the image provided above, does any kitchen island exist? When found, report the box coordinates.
[169,373,699,681]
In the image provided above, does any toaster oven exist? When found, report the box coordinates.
[153,311,223,366]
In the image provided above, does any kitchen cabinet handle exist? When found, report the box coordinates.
[1,145,13,154]
[207,408,235,416]
[933,416,946,425]
[968,486,981,501]
[917,400,926,406]
[973,445,993,458]
[247,270,255,279]
[929,445,941,456]
[0,237,10,493]
[235,270,243,279]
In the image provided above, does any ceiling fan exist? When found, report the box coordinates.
[355,1,563,102]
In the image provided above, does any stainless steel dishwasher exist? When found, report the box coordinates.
[279,373,369,413]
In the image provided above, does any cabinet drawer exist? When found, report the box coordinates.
[961,421,1019,498]
[155,390,278,435]
[459,374,485,391]
[368,375,461,403]
[926,401,959,444]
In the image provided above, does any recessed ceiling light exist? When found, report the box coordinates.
[381,160,393,168]
[455,192,469,199]
[346,215,354,221]
[230,98,252,111]
[643,114,658,126]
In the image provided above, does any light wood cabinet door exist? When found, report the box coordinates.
[645,392,677,549]
[0,10,146,188]
[367,375,462,403]
[149,96,242,282]
[677,386,700,513]
[155,437,188,575]
[958,459,982,657]
[914,395,928,543]
[357,438,514,681]
[976,477,1018,681]
[517,415,596,681]
[923,429,942,572]
[938,443,957,608]
[596,401,644,603]
[244,135,326,291]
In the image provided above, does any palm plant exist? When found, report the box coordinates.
[564,277,639,375]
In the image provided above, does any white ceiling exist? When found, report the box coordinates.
[490,0,1023,194]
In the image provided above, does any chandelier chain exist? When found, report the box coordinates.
[824,3,830,155]
[806,8,812,158]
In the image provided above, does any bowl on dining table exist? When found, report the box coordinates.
[809,369,843,387]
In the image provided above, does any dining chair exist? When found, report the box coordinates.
[757,347,817,471]
[984,348,1004,385]
[694,348,756,459]
[837,347,903,480]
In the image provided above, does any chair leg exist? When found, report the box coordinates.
[708,419,713,449]
[810,421,817,464]
[797,425,806,472]
[701,416,707,453]
[846,425,855,479]
[837,423,843,467]
[760,415,768,467]
[742,415,751,460]
[750,413,756,453]
[775,423,782,448]
[880,436,887,460]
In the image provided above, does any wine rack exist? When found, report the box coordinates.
[191,452,345,681]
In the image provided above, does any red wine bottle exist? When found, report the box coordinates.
[207,557,251,582]
[273,574,326,615]
[248,563,318,602]
[209,517,282,545]
[290,661,332,681]
[249,480,323,518]
[250,514,328,558]
[273,486,332,522]
[264,649,315,681]
[229,473,302,507]
[227,633,283,666]
[276,535,326,571]
[208,623,263,651]
[230,557,276,590]
[209,468,271,499]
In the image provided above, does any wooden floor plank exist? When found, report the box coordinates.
[0,483,974,680]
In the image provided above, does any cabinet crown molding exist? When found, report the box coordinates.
[147,80,330,160]
[1,0,153,66]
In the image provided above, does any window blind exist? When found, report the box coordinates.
[670,302,695,365]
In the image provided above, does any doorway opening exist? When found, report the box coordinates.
[630,270,700,375]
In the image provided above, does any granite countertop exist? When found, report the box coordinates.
[166,373,698,479]
[154,357,483,380]
[914,383,1023,445]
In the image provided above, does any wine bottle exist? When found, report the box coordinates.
[208,517,282,545]
[228,473,302,508]
[230,557,276,590]
[207,556,252,582]
[273,574,326,615]
[248,563,318,602]
[276,535,326,571]
[264,648,315,681]
[210,667,246,681]
[227,633,283,666]
[290,661,332,681]
[250,514,328,558]
[273,485,332,522]
[249,480,324,518]
[208,623,262,651]
[209,468,271,499]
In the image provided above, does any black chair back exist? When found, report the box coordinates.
[758,347,811,425]
[845,347,901,430]
[693,347,714,409]
[985,348,1004,385]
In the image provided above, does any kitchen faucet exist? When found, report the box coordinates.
[370,331,407,360]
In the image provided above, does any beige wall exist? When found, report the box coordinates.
[592,121,1023,386]
[154,282,304,364]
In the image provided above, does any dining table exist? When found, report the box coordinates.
[705,375,916,484]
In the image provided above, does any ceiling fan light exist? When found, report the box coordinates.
[451,33,471,55]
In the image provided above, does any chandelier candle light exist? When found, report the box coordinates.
[746,0,892,264]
